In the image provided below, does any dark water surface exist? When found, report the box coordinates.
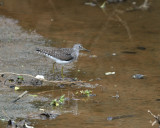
[0,0,160,128]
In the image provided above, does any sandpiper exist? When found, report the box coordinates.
[36,44,89,78]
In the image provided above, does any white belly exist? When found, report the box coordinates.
[46,54,72,64]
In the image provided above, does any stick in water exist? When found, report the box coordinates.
[12,91,28,103]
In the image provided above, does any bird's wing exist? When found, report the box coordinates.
[51,48,74,61]
[36,48,74,61]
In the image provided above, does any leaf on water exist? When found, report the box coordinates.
[15,87,20,91]
[50,95,65,107]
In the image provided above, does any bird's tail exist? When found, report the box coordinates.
[36,48,51,57]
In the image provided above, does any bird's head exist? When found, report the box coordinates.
[73,44,90,52]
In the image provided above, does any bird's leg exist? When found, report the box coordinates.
[61,66,64,79]
[53,62,56,73]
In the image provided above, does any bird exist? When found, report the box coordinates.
[36,44,89,78]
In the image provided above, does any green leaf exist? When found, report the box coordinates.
[18,76,24,80]
[59,94,65,103]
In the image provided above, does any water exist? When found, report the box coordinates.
[0,0,160,127]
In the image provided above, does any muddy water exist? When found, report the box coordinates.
[0,0,160,128]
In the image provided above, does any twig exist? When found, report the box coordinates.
[0,72,35,79]
[98,2,132,41]
[0,72,85,85]
[148,110,160,126]
[12,91,28,103]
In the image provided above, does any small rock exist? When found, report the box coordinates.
[35,75,44,80]
[132,74,145,79]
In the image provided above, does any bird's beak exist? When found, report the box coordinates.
[82,47,90,52]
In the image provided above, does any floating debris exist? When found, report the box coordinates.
[148,110,160,127]
[105,72,115,76]
[84,2,96,7]
[132,74,145,79]
[107,115,134,121]
[112,91,119,99]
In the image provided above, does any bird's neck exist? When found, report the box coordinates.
[72,48,79,59]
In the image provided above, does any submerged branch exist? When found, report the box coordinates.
[114,14,132,40]
[98,2,132,41]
